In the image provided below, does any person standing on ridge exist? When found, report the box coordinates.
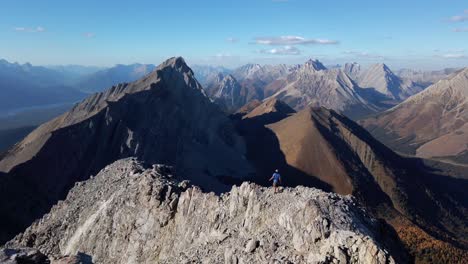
[269,169,281,193]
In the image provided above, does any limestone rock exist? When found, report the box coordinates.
[8,158,395,264]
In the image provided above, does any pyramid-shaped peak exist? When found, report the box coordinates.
[304,59,327,71]
[369,63,392,72]
[157,56,193,75]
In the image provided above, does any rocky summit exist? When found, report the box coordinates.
[6,158,396,264]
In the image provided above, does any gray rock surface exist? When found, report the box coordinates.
[8,158,395,264]
[268,60,379,119]
[357,63,423,101]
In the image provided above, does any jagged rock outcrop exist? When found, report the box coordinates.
[0,57,253,243]
[267,60,378,119]
[361,67,468,164]
[7,158,396,264]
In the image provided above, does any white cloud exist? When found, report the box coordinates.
[342,50,384,59]
[226,37,238,43]
[439,53,466,59]
[253,36,338,45]
[447,10,468,22]
[453,28,468,32]
[449,15,468,22]
[13,26,46,33]
[215,52,234,58]
[259,46,301,55]
[83,32,96,38]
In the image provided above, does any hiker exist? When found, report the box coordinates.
[269,169,281,193]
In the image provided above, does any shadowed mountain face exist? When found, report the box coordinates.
[234,101,468,262]
[0,57,253,243]
[361,68,468,165]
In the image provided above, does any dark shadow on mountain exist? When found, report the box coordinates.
[77,252,94,264]
[330,110,468,248]
[355,87,399,110]
[232,111,332,192]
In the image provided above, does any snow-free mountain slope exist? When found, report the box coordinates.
[361,68,468,164]
[268,60,378,119]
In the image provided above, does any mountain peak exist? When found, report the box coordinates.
[157,56,193,75]
[304,59,327,71]
[369,63,392,74]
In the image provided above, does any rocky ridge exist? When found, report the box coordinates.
[7,158,396,264]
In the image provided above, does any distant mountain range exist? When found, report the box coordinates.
[0,59,158,114]
[267,59,377,119]
[0,59,86,112]
[0,57,466,263]
[361,68,468,165]
[191,60,455,120]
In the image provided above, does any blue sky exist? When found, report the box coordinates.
[0,0,467,69]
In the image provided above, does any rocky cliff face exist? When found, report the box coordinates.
[0,57,253,243]
[7,158,396,264]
